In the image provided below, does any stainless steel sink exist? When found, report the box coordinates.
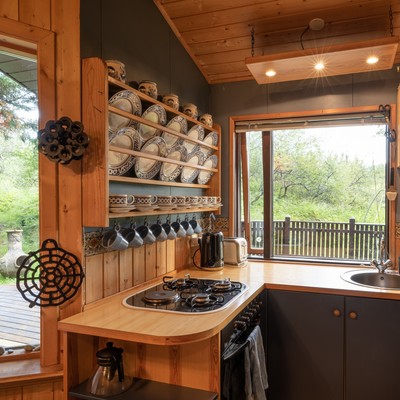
[341,270,400,290]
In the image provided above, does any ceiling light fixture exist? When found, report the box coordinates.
[246,36,399,84]
[366,55,379,64]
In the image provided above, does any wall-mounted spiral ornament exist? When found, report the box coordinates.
[37,116,89,164]
[16,239,85,308]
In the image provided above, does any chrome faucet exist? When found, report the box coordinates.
[370,238,392,273]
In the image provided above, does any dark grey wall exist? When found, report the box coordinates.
[210,69,400,217]
[81,0,210,114]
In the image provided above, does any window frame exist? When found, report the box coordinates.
[0,17,57,365]
[229,105,397,265]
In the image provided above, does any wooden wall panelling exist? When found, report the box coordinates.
[0,386,21,400]
[19,0,51,29]
[156,241,167,276]
[0,1,18,20]
[119,248,133,290]
[145,244,157,281]
[84,254,104,304]
[22,382,55,400]
[166,240,176,273]
[133,246,146,286]
[175,237,191,270]
[103,251,119,297]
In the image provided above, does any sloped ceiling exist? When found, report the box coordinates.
[154,0,400,84]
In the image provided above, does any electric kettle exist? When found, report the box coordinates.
[88,342,132,396]
[193,231,224,271]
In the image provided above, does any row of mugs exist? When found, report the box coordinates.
[102,217,202,250]
[109,194,222,208]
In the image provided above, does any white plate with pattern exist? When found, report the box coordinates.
[134,136,167,180]
[182,124,204,155]
[197,154,218,184]
[180,151,205,183]
[161,115,187,149]
[199,131,218,158]
[108,90,142,134]
[108,127,140,176]
[138,104,167,145]
[160,145,187,182]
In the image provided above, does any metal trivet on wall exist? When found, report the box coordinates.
[16,239,85,308]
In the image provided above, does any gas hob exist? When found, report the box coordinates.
[122,275,247,314]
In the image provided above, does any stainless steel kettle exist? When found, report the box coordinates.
[88,342,132,396]
[193,231,224,270]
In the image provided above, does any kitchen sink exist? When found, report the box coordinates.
[341,270,400,290]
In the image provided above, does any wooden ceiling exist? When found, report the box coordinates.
[154,0,400,84]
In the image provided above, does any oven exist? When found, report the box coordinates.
[220,290,267,400]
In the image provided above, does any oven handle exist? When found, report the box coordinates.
[222,324,258,362]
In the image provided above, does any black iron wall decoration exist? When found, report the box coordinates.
[37,116,89,164]
[16,239,85,308]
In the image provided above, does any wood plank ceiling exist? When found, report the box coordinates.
[154,0,400,84]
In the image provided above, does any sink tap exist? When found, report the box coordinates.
[370,238,392,273]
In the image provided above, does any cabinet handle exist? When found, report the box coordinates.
[332,308,341,317]
[348,311,357,320]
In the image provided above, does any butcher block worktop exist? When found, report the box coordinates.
[58,262,400,345]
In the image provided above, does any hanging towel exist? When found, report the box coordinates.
[244,325,268,400]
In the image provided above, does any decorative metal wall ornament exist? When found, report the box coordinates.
[16,239,85,308]
[37,116,89,164]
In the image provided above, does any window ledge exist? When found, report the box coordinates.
[0,358,63,386]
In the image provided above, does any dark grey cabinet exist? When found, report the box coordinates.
[267,290,400,400]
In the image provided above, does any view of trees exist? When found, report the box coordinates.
[246,127,386,224]
[0,72,38,257]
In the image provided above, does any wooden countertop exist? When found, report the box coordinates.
[58,262,400,345]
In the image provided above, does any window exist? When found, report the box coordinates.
[232,107,395,264]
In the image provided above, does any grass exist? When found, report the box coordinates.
[0,276,16,285]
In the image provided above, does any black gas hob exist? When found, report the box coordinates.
[123,275,247,314]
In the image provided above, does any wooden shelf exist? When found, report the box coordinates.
[82,57,221,228]
[108,206,221,218]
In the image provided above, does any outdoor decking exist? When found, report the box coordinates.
[0,284,40,349]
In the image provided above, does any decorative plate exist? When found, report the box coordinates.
[180,151,205,183]
[138,104,167,144]
[108,90,142,133]
[108,127,140,176]
[161,115,187,149]
[197,155,218,184]
[160,145,187,182]
[134,136,167,180]
[182,124,205,155]
[199,131,218,158]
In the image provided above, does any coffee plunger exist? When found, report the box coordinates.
[88,342,132,396]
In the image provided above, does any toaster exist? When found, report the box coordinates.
[223,237,248,266]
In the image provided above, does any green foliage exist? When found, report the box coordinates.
[0,73,38,259]
[245,127,386,224]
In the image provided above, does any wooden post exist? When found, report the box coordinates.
[349,218,355,259]
[283,216,291,255]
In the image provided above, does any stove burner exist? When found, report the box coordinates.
[209,278,243,293]
[143,290,179,306]
[163,274,199,291]
[181,292,224,308]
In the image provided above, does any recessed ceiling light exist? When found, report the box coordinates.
[367,56,379,64]
[314,62,325,71]
[265,69,276,77]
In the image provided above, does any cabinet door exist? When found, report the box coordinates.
[345,296,400,400]
[267,290,344,400]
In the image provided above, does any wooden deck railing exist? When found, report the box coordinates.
[246,217,385,261]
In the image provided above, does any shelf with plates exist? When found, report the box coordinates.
[82,57,221,227]
[108,206,221,218]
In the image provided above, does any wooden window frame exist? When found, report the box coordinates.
[0,17,57,366]
[229,105,397,264]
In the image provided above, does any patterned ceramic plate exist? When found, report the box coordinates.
[108,90,142,133]
[199,131,218,158]
[197,154,218,184]
[161,115,187,149]
[108,127,140,176]
[138,104,167,145]
[182,124,205,155]
[180,151,205,183]
[134,136,167,180]
[160,145,188,182]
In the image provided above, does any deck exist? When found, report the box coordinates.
[0,284,40,349]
